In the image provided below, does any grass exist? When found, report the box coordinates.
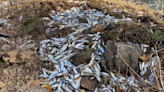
[15,16,43,38]
[152,30,164,41]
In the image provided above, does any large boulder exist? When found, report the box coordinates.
[101,41,142,75]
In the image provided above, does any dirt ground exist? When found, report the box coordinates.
[0,0,164,92]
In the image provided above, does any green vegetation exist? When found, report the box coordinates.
[152,30,164,41]
[16,17,43,38]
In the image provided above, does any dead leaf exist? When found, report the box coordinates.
[139,54,152,62]
[42,82,52,92]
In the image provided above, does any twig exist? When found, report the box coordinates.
[114,40,160,90]
[150,56,161,90]
[157,48,164,53]
[155,38,164,90]
[101,62,121,86]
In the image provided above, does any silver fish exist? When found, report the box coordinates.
[50,78,56,85]
[42,17,51,21]
[62,83,72,92]
[64,76,76,89]
[51,83,59,89]
[75,77,81,89]
[40,39,51,44]
[60,61,64,72]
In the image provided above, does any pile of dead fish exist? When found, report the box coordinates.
[38,5,153,91]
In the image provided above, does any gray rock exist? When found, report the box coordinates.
[102,41,142,75]
[25,87,49,92]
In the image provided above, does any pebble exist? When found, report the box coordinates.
[16,68,22,73]
[8,69,16,76]
[0,81,6,88]
[30,80,40,87]
[39,78,44,82]
[26,69,30,73]
[7,81,12,86]
[25,75,29,80]
[17,82,22,86]
[3,69,9,75]
[80,89,86,92]
[56,6,61,11]
[0,87,7,92]
[27,80,40,87]
[27,80,33,87]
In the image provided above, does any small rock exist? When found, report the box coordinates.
[27,80,33,87]
[91,24,105,33]
[72,51,92,66]
[25,87,49,92]
[56,6,61,11]
[17,77,22,81]
[22,82,27,87]
[27,80,40,87]
[26,69,30,73]
[7,81,12,86]
[0,87,7,92]
[0,81,6,88]
[60,8,64,12]
[31,80,40,87]
[101,41,142,75]
[19,50,38,62]
[3,69,9,75]
[2,50,18,63]
[16,68,22,73]
[39,78,44,82]
[25,75,29,80]
[17,82,22,86]
[80,76,98,91]
[80,89,86,92]
[8,69,16,76]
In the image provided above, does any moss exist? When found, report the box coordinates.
[133,23,141,26]
[115,5,120,8]
[100,3,103,6]
[158,20,164,26]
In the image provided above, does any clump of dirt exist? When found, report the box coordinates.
[102,21,164,49]
[47,23,74,38]
[0,50,54,92]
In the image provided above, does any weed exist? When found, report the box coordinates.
[15,17,43,38]
[152,30,164,41]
